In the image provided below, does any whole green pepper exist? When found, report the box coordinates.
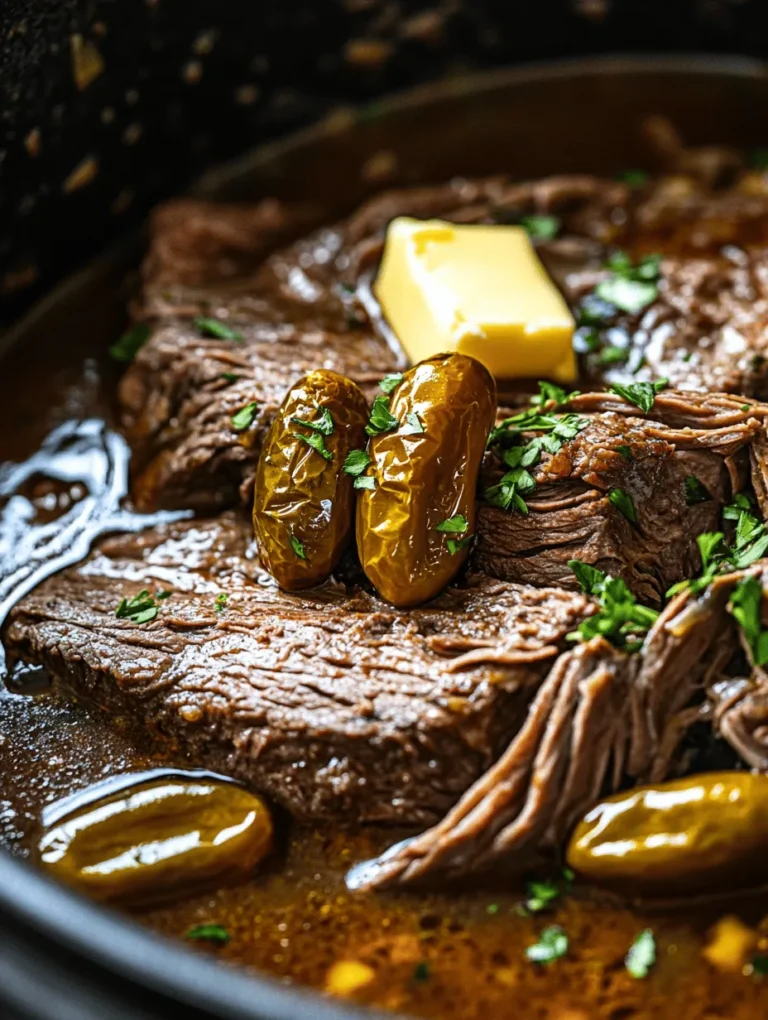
[567,771,768,895]
[38,777,273,906]
[253,369,368,590]
[356,353,496,608]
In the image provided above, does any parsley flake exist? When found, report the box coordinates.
[752,955,768,976]
[609,379,668,414]
[525,926,568,965]
[354,475,376,490]
[115,589,160,625]
[231,402,258,432]
[610,487,637,524]
[379,372,404,395]
[290,534,306,559]
[402,411,425,435]
[293,430,332,461]
[220,372,238,383]
[616,445,633,460]
[730,576,768,666]
[412,961,430,983]
[194,317,243,342]
[436,515,469,534]
[156,590,172,600]
[109,323,151,363]
[625,929,656,979]
[290,407,334,436]
[520,215,560,241]
[524,880,561,914]
[684,476,711,506]
[567,562,658,652]
[343,449,371,477]
[214,593,228,613]
[185,924,231,945]
[366,395,399,436]
[617,169,649,187]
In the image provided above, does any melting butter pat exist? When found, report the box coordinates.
[374,217,576,381]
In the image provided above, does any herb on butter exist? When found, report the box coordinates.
[231,402,258,432]
[115,590,160,625]
[185,924,231,945]
[525,926,568,965]
[366,395,398,436]
[194,317,243,342]
[625,929,656,979]
[290,534,306,559]
[109,323,151,363]
[609,379,668,414]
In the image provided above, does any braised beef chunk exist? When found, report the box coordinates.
[2,515,592,825]
[474,391,764,604]
[350,575,739,890]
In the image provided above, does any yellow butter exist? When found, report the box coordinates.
[374,217,576,382]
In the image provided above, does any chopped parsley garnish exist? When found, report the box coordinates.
[194,317,243,342]
[741,404,752,412]
[625,929,656,979]
[594,252,662,315]
[485,398,588,515]
[752,955,768,976]
[569,560,606,596]
[486,903,500,915]
[567,561,659,652]
[343,449,371,477]
[723,493,754,519]
[436,515,469,534]
[293,430,332,461]
[523,880,561,914]
[668,505,768,599]
[446,535,473,555]
[749,148,768,170]
[231,402,258,432]
[290,407,334,436]
[520,215,560,240]
[598,345,627,366]
[290,534,306,559]
[379,372,404,395]
[412,961,431,983]
[609,379,669,414]
[220,372,238,383]
[402,411,425,435]
[577,293,617,327]
[530,381,580,408]
[616,445,633,460]
[684,476,711,506]
[525,926,568,965]
[109,323,151,363]
[214,593,228,613]
[365,395,398,436]
[617,169,649,187]
[185,924,231,945]
[730,576,768,666]
[609,487,637,524]
[156,590,172,600]
[354,475,376,490]
[115,589,160,625]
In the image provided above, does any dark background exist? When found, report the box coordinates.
[1,0,767,316]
